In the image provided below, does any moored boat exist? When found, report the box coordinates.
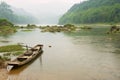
[7,44,43,68]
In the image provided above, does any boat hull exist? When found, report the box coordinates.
[7,44,43,69]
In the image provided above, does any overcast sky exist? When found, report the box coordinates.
[3,0,86,24]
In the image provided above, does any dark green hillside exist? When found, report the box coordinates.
[59,0,120,24]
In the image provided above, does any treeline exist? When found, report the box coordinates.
[0,2,37,24]
[59,0,120,24]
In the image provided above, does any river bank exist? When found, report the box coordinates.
[75,23,120,27]
[0,69,8,80]
[0,56,11,80]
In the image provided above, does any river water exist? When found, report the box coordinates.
[0,27,120,80]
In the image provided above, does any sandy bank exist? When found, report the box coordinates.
[0,69,8,80]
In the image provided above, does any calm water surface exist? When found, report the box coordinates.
[0,28,120,80]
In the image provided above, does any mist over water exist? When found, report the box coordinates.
[3,0,83,24]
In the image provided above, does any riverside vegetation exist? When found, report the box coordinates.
[0,19,17,35]
[40,24,80,32]
[0,44,24,68]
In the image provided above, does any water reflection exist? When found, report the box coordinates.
[39,53,43,66]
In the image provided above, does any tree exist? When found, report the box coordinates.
[59,0,120,24]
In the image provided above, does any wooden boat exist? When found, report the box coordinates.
[7,44,43,68]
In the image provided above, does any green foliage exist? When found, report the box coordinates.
[0,19,17,35]
[21,29,33,32]
[13,51,24,56]
[64,24,75,27]
[0,26,16,34]
[0,44,24,52]
[40,24,77,32]
[0,19,13,26]
[26,24,37,29]
[59,0,120,24]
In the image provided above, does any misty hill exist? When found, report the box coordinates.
[59,0,120,24]
[0,2,37,24]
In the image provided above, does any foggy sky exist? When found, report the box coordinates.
[3,0,86,24]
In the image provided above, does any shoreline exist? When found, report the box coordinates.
[75,23,120,27]
[0,68,8,80]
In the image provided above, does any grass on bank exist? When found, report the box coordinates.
[0,44,24,52]
[0,26,17,35]
[21,29,33,32]
[0,44,24,68]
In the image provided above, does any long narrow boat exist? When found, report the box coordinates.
[7,44,43,68]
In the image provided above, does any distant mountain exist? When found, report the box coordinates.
[0,2,38,24]
[59,0,120,24]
